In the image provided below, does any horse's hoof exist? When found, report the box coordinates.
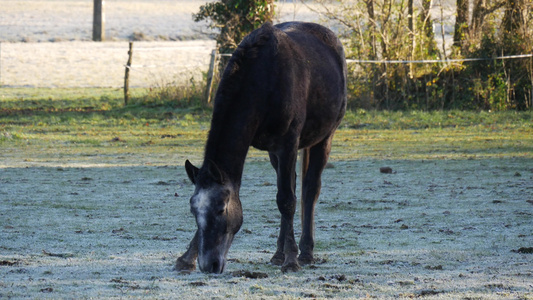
[298,254,315,265]
[174,258,196,273]
[270,252,285,266]
[281,261,301,273]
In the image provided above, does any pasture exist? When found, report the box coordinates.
[1,90,532,299]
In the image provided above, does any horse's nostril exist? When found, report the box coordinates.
[211,261,219,273]
[207,259,225,274]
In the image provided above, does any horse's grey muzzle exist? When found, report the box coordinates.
[199,255,226,274]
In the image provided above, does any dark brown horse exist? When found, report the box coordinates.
[174,22,347,273]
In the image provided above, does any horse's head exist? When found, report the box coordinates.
[185,160,243,273]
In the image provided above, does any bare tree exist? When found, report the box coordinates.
[470,0,505,41]
[365,0,378,60]
[501,0,526,36]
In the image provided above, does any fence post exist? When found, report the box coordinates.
[93,0,105,41]
[530,52,533,110]
[124,42,133,105]
[0,41,2,87]
[204,49,218,104]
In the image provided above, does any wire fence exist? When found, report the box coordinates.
[1,40,531,108]
[218,49,533,63]
[345,54,533,64]
[214,50,533,109]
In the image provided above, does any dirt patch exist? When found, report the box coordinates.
[513,247,533,254]
[231,270,269,279]
[1,158,532,298]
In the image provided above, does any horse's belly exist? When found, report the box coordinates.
[250,116,339,152]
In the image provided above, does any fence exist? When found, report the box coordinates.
[1,40,531,108]
[344,53,533,110]
[206,51,533,109]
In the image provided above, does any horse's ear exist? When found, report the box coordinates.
[207,159,225,184]
[185,160,199,184]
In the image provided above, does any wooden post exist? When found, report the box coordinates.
[93,0,105,41]
[0,42,2,87]
[204,49,218,104]
[124,42,133,105]
[530,53,533,110]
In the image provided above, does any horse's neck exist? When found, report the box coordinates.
[203,108,257,185]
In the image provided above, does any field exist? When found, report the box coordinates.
[1,91,532,299]
[1,1,533,298]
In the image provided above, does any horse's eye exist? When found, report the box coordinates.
[217,204,227,215]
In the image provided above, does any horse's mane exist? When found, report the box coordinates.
[223,22,276,79]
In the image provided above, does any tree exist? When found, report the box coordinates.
[303,0,532,110]
[501,0,526,36]
[364,0,377,60]
[194,0,274,56]
[419,0,437,57]
[453,0,469,49]
[470,0,505,43]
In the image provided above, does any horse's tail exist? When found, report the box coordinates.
[300,148,310,224]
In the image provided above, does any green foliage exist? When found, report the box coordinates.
[193,0,274,55]
[342,109,533,130]
[461,18,532,110]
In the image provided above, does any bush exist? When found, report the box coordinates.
[320,0,533,111]
[194,0,274,68]
[137,77,206,109]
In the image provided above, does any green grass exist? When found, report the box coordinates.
[1,87,532,165]
[343,109,533,130]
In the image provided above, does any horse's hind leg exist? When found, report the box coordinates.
[299,135,333,265]
[174,230,199,272]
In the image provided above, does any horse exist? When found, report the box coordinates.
[174,21,347,274]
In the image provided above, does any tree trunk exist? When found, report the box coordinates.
[471,0,506,41]
[502,0,524,35]
[453,0,469,49]
[365,0,377,60]
[471,0,485,38]
[408,0,415,77]
[420,0,437,55]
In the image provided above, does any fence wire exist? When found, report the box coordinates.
[0,40,531,89]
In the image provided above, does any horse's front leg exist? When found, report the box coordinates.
[268,153,285,266]
[270,148,300,272]
[174,230,199,272]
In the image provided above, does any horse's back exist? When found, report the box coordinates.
[276,22,344,61]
